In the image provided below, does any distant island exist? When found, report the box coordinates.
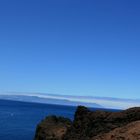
[34,106,140,140]
[0,94,102,108]
[0,92,140,109]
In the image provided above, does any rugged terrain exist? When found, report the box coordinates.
[34,116,72,140]
[34,106,140,140]
[94,121,140,140]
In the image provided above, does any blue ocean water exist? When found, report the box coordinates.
[0,99,120,140]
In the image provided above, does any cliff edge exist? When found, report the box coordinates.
[34,106,140,140]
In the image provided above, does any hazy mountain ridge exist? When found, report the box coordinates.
[0,92,140,109]
[0,94,102,108]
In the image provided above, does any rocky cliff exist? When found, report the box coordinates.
[34,106,140,140]
[34,116,72,140]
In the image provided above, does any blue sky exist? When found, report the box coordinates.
[0,0,140,99]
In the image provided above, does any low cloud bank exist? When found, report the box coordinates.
[1,92,140,109]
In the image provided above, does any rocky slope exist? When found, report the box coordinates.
[94,121,140,140]
[34,106,140,140]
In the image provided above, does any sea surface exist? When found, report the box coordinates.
[0,99,120,140]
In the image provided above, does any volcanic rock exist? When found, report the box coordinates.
[34,106,140,140]
[34,115,72,140]
[94,121,140,140]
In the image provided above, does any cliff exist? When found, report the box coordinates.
[34,116,72,140]
[34,106,140,140]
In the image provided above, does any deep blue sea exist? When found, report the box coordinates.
[0,99,120,140]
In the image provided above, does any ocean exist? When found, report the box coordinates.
[0,99,119,140]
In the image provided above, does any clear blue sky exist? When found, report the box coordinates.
[0,0,140,99]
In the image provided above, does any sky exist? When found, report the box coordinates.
[0,0,140,99]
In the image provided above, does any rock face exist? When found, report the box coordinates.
[34,116,72,140]
[94,121,140,140]
[34,106,140,140]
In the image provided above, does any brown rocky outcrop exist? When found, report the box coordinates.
[34,116,72,140]
[34,106,140,140]
[94,121,140,140]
